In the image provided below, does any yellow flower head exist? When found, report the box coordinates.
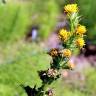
[64,4,78,13]
[76,25,87,35]
[75,38,85,48]
[59,29,70,42]
[62,49,72,58]
[68,62,75,69]
[49,48,58,57]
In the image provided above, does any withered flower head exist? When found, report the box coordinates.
[47,69,58,78]
[48,48,59,57]
[47,89,54,96]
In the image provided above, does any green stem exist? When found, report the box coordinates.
[70,19,74,32]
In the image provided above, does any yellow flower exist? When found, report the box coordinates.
[62,49,72,58]
[76,25,87,35]
[58,29,70,42]
[68,62,75,69]
[64,4,78,13]
[75,38,85,48]
[49,48,58,57]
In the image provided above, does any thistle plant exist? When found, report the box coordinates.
[24,3,87,96]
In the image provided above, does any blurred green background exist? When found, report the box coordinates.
[0,0,96,96]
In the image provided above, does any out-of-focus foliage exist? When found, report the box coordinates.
[50,67,96,96]
[28,0,59,39]
[77,0,96,44]
[0,4,29,43]
[0,0,59,44]
[84,68,96,95]
[0,43,50,96]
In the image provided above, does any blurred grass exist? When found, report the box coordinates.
[0,0,59,44]
[51,68,96,96]
[0,4,29,43]
[76,0,96,43]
